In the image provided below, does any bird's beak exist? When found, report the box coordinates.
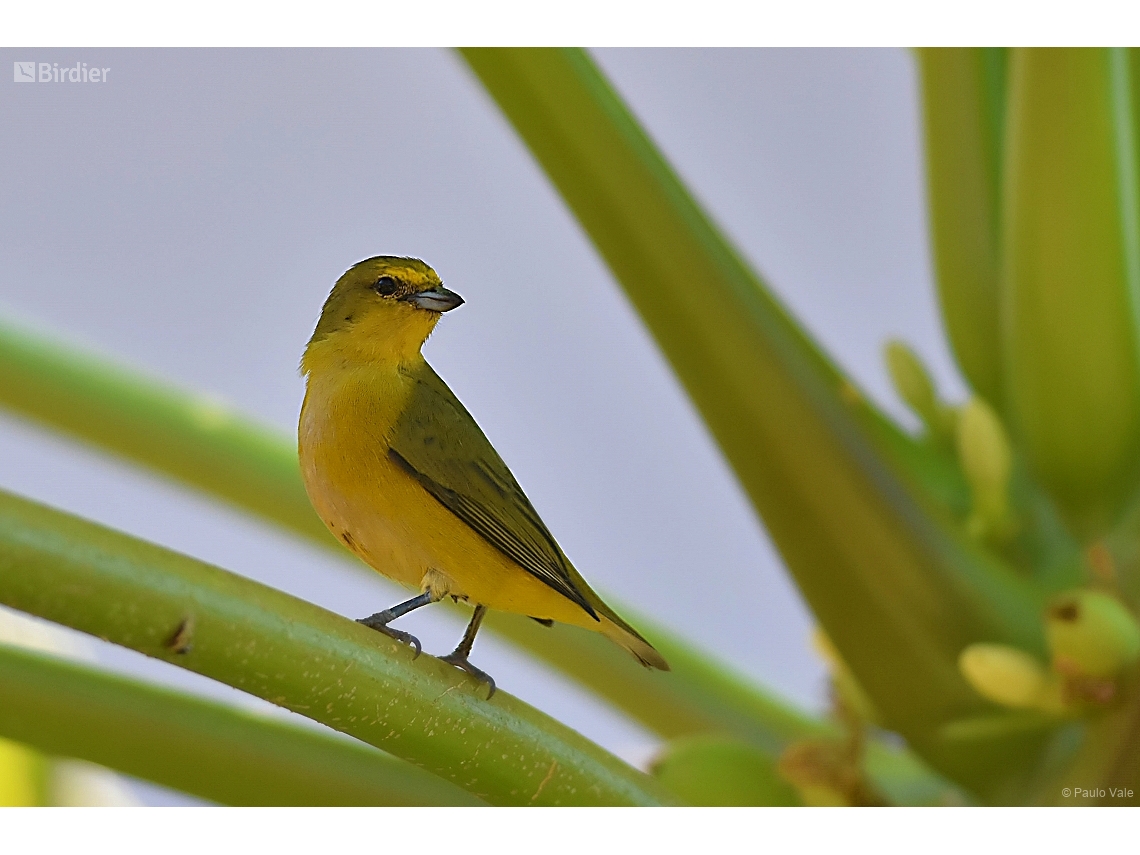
[402,285,464,313]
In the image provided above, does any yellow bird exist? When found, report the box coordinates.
[299,256,668,695]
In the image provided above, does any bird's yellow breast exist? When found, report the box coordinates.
[299,363,425,588]
[298,360,598,627]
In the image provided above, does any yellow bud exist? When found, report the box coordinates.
[1046,589,1140,678]
[0,739,44,806]
[958,643,1049,709]
[956,398,1013,537]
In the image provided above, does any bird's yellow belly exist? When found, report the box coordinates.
[299,380,597,628]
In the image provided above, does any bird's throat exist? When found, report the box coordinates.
[302,309,437,377]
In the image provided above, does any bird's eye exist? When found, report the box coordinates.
[374,276,398,296]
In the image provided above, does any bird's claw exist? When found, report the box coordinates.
[439,652,496,699]
[357,616,422,659]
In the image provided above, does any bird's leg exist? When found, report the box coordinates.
[357,591,434,658]
[439,604,496,698]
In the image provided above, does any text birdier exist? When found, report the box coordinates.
[14,62,109,83]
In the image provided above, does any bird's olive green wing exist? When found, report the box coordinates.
[388,362,598,620]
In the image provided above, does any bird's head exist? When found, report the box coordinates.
[302,256,463,373]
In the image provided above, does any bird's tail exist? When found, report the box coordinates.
[563,561,669,670]
[596,605,670,671]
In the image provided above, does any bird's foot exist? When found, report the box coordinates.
[357,613,422,658]
[439,651,496,699]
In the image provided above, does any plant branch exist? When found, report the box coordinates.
[0,488,670,806]
[0,641,484,806]
[0,320,329,544]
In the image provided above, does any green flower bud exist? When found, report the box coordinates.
[958,643,1049,709]
[884,340,956,444]
[886,340,937,417]
[956,398,1013,538]
[651,735,799,806]
[1046,589,1140,678]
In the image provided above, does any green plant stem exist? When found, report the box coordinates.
[0,641,484,806]
[0,320,330,545]
[1003,48,1140,540]
[916,48,1006,409]
[0,488,671,806]
[460,47,1049,799]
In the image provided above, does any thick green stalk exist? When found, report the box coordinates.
[0,489,670,806]
[1002,48,1140,540]
[916,48,1006,408]
[1133,49,1140,231]
[0,641,483,806]
[460,48,1049,799]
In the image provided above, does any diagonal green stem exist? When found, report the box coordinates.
[0,641,483,806]
[0,320,330,545]
[1003,48,1140,540]
[459,47,1050,799]
[0,488,671,806]
[916,48,1007,409]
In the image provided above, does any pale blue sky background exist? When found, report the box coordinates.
[0,48,965,804]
